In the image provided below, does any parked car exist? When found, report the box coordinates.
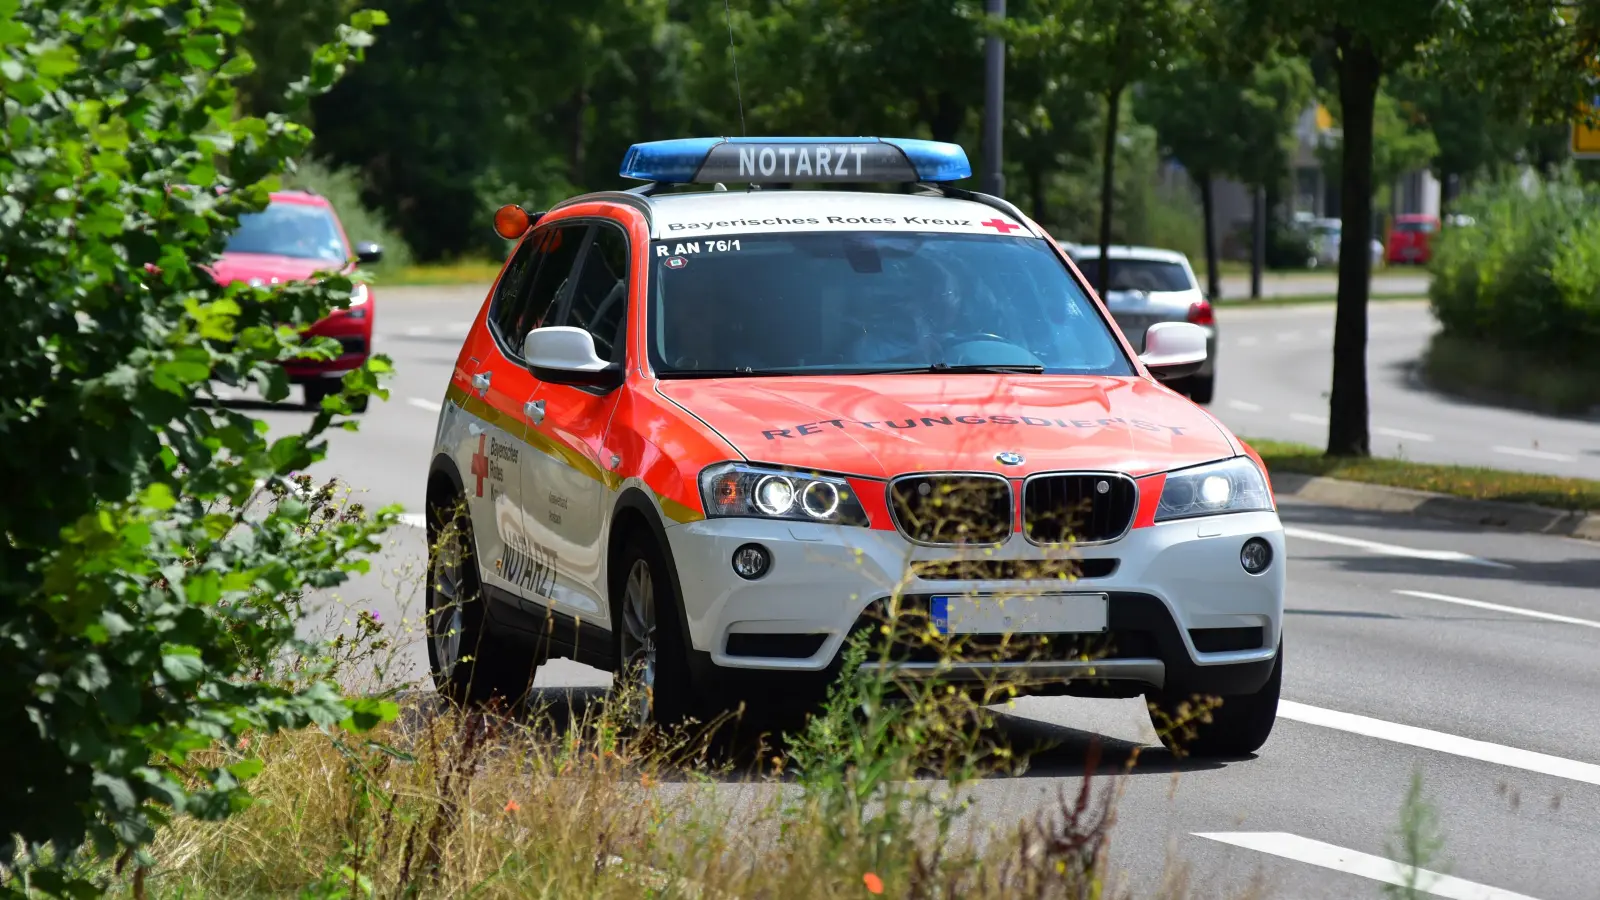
[207,190,383,410]
[1066,244,1216,404]
[1384,214,1439,265]
[1307,217,1383,269]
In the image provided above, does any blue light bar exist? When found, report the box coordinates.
[618,137,973,184]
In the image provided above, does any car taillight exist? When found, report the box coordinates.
[1187,300,1214,326]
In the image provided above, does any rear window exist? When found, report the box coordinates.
[1395,220,1437,233]
[1077,258,1194,293]
[647,231,1133,376]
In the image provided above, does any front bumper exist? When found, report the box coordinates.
[664,508,1284,696]
[282,308,372,381]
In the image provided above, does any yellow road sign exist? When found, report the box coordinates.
[1575,114,1600,158]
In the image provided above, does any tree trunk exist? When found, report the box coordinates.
[1027,160,1047,225]
[1096,86,1123,297]
[1327,33,1381,458]
[1198,171,1220,300]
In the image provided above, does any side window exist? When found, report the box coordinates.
[560,223,630,364]
[493,224,590,359]
[487,235,542,338]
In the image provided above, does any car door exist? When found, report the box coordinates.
[454,234,549,601]
[520,218,631,628]
[482,221,588,614]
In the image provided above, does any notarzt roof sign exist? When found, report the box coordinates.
[619,137,973,185]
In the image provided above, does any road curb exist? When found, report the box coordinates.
[1270,472,1600,542]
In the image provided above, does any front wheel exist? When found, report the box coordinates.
[1147,641,1281,758]
[613,534,697,728]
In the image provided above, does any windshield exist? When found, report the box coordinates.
[1078,258,1193,293]
[1395,219,1437,233]
[224,202,349,263]
[648,231,1134,376]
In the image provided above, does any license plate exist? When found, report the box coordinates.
[930,593,1109,635]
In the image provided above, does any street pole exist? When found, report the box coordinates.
[1251,185,1265,299]
[982,0,1005,197]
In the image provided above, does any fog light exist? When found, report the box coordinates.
[1240,537,1273,575]
[732,543,771,580]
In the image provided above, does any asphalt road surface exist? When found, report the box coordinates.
[247,284,1600,900]
[1210,299,1600,481]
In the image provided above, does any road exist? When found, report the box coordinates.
[256,284,1600,900]
[1211,299,1600,481]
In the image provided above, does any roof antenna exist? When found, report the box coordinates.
[723,0,746,137]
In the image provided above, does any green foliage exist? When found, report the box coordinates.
[1382,769,1448,899]
[0,0,398,889]
[1428,170,1600,368]
[1317,88,1440,192]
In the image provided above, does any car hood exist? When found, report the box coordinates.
[656,374,1238,479]
[205,252,348,285]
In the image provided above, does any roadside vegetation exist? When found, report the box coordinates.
[1425,172,1600,417]
[1246,438,1600,512]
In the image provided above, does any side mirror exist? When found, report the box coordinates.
[1139,321,1208,382]
[522,326,624,389]
[355,242,383,264]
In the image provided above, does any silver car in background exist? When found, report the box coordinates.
[1065,243,1216,405]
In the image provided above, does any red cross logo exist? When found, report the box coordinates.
[470,434,489,497]
[980,218,1021,234]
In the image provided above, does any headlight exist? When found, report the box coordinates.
[698,462,870,527]
[350,282,370,306]
[1154,457,1273,522]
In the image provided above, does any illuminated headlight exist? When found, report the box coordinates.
[1154,457,1273,522]
[699,463,870,526]
[350,282,370,306]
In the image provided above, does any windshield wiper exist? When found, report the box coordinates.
[660,367,805,378]
[865,362,1047,375]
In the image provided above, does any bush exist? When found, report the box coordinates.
[1429,171,1600,366]
[0,0,396,892]
[284,159,415,276]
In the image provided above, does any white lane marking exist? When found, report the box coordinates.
[408,397,443,413]
[1194,832,1543,900]
[1317,327,1332,338]
[1289,412,1328,425]
[399,513,425,528]
[1228,400,1264,412]
[1277,700,1600,787]
[1492,445,1575,463]
[1282,526,1513,569]
[405,325,433,336]
[446,322,472,335]
[1375,426,1435,442]
[1395,589,1600,630]
[1237,336,1260,347]
[1275,331,1302,342]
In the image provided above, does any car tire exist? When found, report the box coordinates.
[303,380,333,410]
[1186,375,1215,405]
[425,492,538,706]
[1147,640,1281,758]
[613,531,699,729]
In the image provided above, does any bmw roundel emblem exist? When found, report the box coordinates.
[996,451,1024,466]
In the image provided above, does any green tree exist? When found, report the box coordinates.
[1050,0,1194,295]
[1138,52,1313,298]
[1226,0,1598,457]
[0,0,396,889]
[1315,88,1440,207]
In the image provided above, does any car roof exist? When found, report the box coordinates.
[565,188,1031,241]
[269,189,331,207]
[1065,243,1190,264]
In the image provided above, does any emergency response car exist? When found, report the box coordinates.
[423,137,1286,758]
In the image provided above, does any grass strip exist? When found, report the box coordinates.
[382,258,505,286]
[1213,292,1423,307]
[1245,437,1600,512]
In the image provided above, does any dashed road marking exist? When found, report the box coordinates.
[1289,412,1328,426]
[1277,700,1600,788]
[1275,331,1302,342]
[1228,400,1263,412]
[1193,831,1543,900]
[408,397,443,413]
[1374,426,1434,442]
[1283,526,1513,569]
[1492,445,1575,463]
[400,513,425,528]
[1237,336,1260,347]
[1395,589,1600,631]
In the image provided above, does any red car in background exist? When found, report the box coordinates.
[211,190,382,411]
[1384,213,1439,265]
